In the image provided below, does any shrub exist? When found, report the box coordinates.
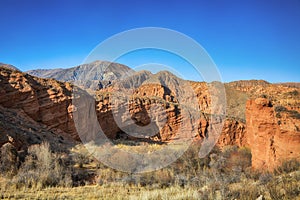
[13,142,72,188]
[275,158,300,174]
[285,90,299,96]
[259,172,273,185]
[266,175,300,200]
[227,182,261,200]
[0,143,19,178]
[289,110,300,119]
[274,105,300,119]
[275,106,287,113]
[72,150,91,168]
[260,94,268,98]
[213,146,251,173]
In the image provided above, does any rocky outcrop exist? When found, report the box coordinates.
[217,119,246,147]
[0,105,75,151]
[0,66,247,147]
[245,98,300,170]
[91,71,181,141]
[0,67,78,146]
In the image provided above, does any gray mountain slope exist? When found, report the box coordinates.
[26,60,133,90]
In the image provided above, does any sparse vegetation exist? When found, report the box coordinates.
[275,158,300,174]
[289,110,300,119]
[275,105,287,113]
[275,105,300,119]
[285,90,299,97]
[12,142,73,189]
[0,141,299,199]
[0,143,19,178]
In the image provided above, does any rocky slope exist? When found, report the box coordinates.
[0,63,20,71]
[26,60,133,90]
[1,62,300,170]
[0,67,75,151]
[228,80,300,110]
[0,106,74,151]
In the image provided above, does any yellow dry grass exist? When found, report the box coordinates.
[1,185,200,200]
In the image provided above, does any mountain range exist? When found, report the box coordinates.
[26,61,132,90]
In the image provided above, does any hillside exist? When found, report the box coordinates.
[0,62,300,199]
[26,60,133,90]
[0,63,20,71]
[1,62,300,171]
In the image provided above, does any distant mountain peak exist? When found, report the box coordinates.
[0,63,21,72]
[26,60,133,90]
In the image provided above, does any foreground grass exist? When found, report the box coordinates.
[1,142,300,199]
[2,174,300,200]
[1,185,200,200]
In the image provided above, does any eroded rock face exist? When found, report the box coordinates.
[0,67,245,147]
[217,119,246,147]
[94,84,184,141]
[1,66,300,170]
[245,98,300,170]
[0,67,78,142]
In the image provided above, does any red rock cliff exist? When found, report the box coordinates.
[245,98,300,170]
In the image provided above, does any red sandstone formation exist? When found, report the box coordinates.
[245,98,300,170]
[1,65,299,170]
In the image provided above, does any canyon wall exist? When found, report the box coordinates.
[245,98,300,170]
[1,66,299,170]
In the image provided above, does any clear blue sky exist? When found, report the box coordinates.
[0,0,299,82]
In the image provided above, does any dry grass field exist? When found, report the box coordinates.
[1,142,300,199]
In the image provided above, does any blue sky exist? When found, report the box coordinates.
[0,0,299,82]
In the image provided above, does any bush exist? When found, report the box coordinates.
[0,143,19,178]
[289,110,300,119]
[13,142,72,188]
[275,106,287,113]
[285,90,299,96]
[266,175,300,200]
[72,150,91,168]
[275,158,300,174]
[275,106,300,119]
[260,94,268,98]
[259,172,273,185]
[213,146,251,173]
